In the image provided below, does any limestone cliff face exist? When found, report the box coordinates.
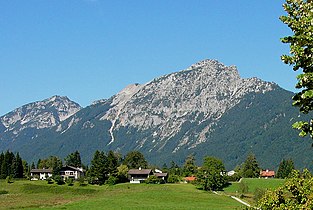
[0,96,81,140]
[98,59,277,153]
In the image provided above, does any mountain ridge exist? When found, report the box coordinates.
[1,59,311,171]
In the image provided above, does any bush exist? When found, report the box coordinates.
[66,178,74,186]
[46,177,54,184]
[238,181,249,196]
[145,175,163,184]
[6,175,13,184]
[53,175,65,185]
[105,176,118,186]
[87,176,99,185]
[226,173,242,182]
[254,187,266,203]
[78,177,87,186]
[0,190,8,195]
[167,175,181,183]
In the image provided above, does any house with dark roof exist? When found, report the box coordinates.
[154,172,168,181]
[128,168,169,183]
[260,169,275,178]
[128,168,153,183]
[30,168,53,180]
[59,165,84,180]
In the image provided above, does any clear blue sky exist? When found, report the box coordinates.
[0,0,297,116]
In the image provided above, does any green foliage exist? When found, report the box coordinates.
[53,175,65,185]
[280,0,313,139]
[145,175,163,184]
[105,176,118,186]
[66,178,74,186]
[238,181,249,194]
[254,187,266,203]
[182,154,197,177]
[116,164,129,183]
[257,169,313,209]
[241,153,260,178]
[123,151,148,169]
[38,156,63,176]
[167,174,181,183]
[169,161,182,176]
[276,158,295,179]
[88,150,108,185]
[77,177,86,186]
[46,177,54,184]
[6,175,13,184]
[196,156,227,191]
[64,150,82,168]
[106,150,119,176]
[0,190,8,195]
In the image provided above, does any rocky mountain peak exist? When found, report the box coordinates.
[0,96,81,134]
[99,59,278,150]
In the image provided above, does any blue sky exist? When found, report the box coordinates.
[0,0,297,116]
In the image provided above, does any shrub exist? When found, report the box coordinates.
[66,178,74,186]
[46,177,54,184]
[254,187,266,203]
[53,175,65,185]
[238,181,249,196]
[105,176,118,186]
[167,175,181,183]
[145,175,163,184]
[0,190,8,195]
[78,177,87,186]
[6,175,13,184]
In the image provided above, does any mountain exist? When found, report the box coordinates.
[0,96,81,149]
[1,59,312,170]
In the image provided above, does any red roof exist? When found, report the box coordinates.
[260,170,275,177]
[184,176,196,181]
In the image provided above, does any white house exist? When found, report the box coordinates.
[128,168,153,183]
[30,169,53,180]
[59,165,84,180]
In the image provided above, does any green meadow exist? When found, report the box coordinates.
[0,180,243,210]
[223,178,286,205]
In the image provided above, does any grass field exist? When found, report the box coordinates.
[0,180,243,209]
[223,178,285,205]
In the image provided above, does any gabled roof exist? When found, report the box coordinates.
[184,176,196,181]
[260,170,275,177]
[60,165,84,172]
[128,169,152,175]
[30,169,52,173]
[154,173,168,178]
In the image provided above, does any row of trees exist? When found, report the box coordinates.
[0,151,24,179]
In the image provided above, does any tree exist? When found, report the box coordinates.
[107,150,118,176]
[280,0,313,138]
[88,150,108,185]
[116,164,129,183]
[169,160,181,176]
[257,169,313,209]
[196,156,227,191]
[276,158,295,178]
[37,156,63,176]
[0,151,14,179]
[183,154,197,177]
[241,153,260,178]
[123,151,148,169]
[64,150,82,168]
[11,152,23,178]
